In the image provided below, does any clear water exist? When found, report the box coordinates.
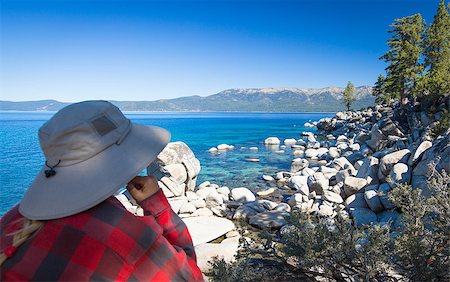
[0,111,333,216]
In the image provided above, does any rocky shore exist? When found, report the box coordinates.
[116,103,449,274]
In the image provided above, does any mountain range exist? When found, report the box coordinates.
[0,86,375,112]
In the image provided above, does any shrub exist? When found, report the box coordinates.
[208,171,450,281]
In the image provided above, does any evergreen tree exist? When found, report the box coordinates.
[373,74,391,105]
[342,81,355,111]
[380,14,426,105]
[421,0,450,96]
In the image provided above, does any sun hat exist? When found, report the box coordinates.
[19,100,171,220]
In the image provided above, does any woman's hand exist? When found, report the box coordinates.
[126,176,160,202]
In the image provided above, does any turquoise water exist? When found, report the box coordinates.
[0,111,333,216]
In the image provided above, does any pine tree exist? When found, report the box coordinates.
[373,74,391,105]
[342,81,355,111]
[421,0,450,96]
[380,14,426,105]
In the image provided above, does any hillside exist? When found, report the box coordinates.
[0,86,375,112]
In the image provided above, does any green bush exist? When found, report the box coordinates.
[208,171,450,281]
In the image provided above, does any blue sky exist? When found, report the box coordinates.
[0,0,440,102]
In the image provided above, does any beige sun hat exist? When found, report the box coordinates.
[19,100,171,220]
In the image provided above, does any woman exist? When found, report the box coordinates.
[0,100,203,281]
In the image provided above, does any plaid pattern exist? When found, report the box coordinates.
[0,190,203,281]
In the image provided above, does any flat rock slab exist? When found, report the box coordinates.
[183,216,235,246]
[195,236,240,272]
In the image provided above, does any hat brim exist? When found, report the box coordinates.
[19,124,171,220]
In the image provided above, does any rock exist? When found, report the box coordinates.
[316,148,329,159]
[356,157,379,186]
[307,172,329,195]
[288,193,304,207]
[331,157,356,174]
[364,186,383,213]
[186,191,199,201]
[230,187,256,203]
[233,205,258,220]
[249,211,288,229]
[160,176,185,197]
[264,137,281,145]
[345,193,369,209]
[378,149,411,181]
[290,175,309,195]
[195,236,239,273]
[412,175,432,198]
[162,164,188,184]
[183,216,235,246]
[196,186,217,200]
[217,144,230,150]
[335,168,353,184]
[378,183,395,209]
[389,163,412,187]
[192,207,214,217]
[284,138,297,145]
[198,181,211,190]
[328,147,340,159]
[301,167,316,177]
[366,124,388,151]
[408,141,433,166]
[293,150,305,156]
[245,158,260,162]
[413,135,450,177]
[179,202,197,214]
[249,147,258,150]
[290,158,309,173]
[206,193,224,208]
[322,191,343,204]
[318,205,334,217]
[192,199,207,209]
[349,208,377,227]
[305,149,318,158]
[379,117,404,137]
[344,176,367,196]
[217,186,231,196]
[168,196,189,214]
[320,166,338,179]
[257,188,276,196]
[377,210,400,226]
[262,175,274,181]
[274,203,291,212]
[208,147,218,153]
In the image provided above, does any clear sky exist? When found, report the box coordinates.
[0,0,440,102]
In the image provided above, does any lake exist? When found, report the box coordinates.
[0,111,333,216]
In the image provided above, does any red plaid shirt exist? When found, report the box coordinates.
[0,190,204,281]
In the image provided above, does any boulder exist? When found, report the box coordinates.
[345,193,369,209]
[356,157,379,186]
[160,176,185,197]
[328,147,340,159]
[305,149,319,158]
[349,208,377,227]
[217,144,231,150]
[378,183,395,210]
[318,204,334,217]
[264,137,281,145]
[274,203,291,212]
[168,196,189,214]
[284,138,297,145]
[344,176,367,196]
[196,186,217,200]
[206,193,224,208]
[377,210,400,226]
[378,149,411,181]
[192,207,214,217]
[230,187,256,203]
[162,164,188,184]
[257,188,276,196]
[412,175,432,198]
[307,172,329,195]
[262,175,274,181]
[413,135,450,177]
[179,202,197,214]
[322,190,343,204]
[289,175,309,195]
[290,158,309,173]
[363,186,383,213]
[320,166,339,179]
[192,199,207,209]
[183,216,236,246]
[335,168,353,184]
[288,193,304,207]
[233,205,258,220]
[408,141,433,166]
[249,211,288,229]
[331,157,356,174]
[366,124,388,151]
[217,186,231,197]
[389,163,412,187]
[195,236,239,273]
[208,147,218,153]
